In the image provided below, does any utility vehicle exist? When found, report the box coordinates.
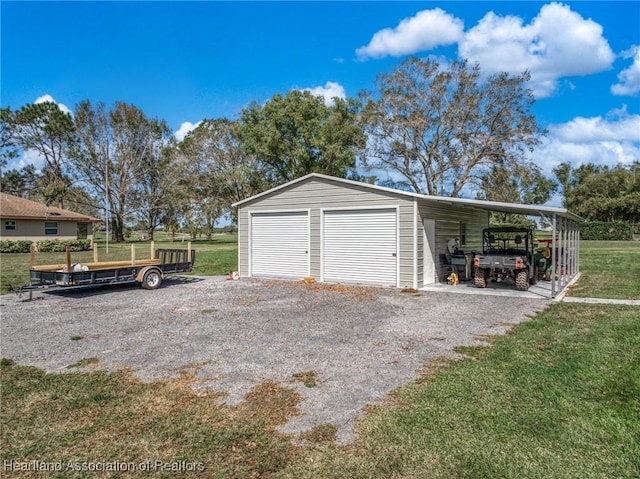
[473,227,538,291]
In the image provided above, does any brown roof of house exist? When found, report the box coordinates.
[0,193,101,222]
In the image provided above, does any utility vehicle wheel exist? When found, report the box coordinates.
[142,269,162,290]
[474,267,487,288]
[530,266,538,285]
[515,270,529,291]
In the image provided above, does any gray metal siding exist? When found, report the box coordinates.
[398,204,414,288]
[415,200,424,287]
[419,202,488,283]
[239,211,249,276]
[237,177,414,284]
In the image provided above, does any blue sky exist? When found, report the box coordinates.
[2,1,639,184]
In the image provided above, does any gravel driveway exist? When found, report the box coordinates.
[0,277,548,443]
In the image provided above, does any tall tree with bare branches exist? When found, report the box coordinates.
[360,57,545,197]
[71,101,171,241]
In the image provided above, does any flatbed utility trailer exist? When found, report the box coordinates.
[20,245,195,292]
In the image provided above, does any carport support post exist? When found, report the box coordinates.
[570,222,576,278]
[563,217,569,286]
[551,214,557,298]
[568,222,572,278]
[559,217,565,289]
[563,217,569,287]
[576,221,580,274]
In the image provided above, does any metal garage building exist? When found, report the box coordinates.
[232,173,581,298]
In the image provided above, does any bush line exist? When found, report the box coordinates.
[0,239,92,254]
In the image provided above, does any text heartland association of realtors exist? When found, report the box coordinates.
[3,460,206,473]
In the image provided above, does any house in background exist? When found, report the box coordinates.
[0,192,100,242]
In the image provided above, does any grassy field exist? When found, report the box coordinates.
[0,233,238,293]
[568,240,640,300]
[1,240,639,478]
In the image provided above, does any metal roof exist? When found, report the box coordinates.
[232,173,583,222]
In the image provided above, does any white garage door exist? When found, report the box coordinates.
[323,208,397,286]
[251,211,309,278]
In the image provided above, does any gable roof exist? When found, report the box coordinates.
[232,173,583,222]
[0,193,101,222]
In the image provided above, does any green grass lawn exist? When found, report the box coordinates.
[1,239,639,478]
[568,241,640,300]
[0,233,238,293]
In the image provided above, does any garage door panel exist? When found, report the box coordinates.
[323,209,397,286]
[251,212,309,278]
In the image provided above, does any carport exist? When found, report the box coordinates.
[233,173,582,299]
[418,196,583,299]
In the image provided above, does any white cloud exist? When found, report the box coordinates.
[34,94,72,115]
[550,112,640,143]
[301,81,346,106]
[533,137,638,172]
[531,109,640,174]
[8,149,46,172]
[612,46,640,96]
[459,3,615,97]
[174,121,201,141]
[356,4,615,98]
[356,8,464,60]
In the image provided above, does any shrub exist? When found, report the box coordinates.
[0,240,33,253]
[580,221,634,240]
[36,239,92,252]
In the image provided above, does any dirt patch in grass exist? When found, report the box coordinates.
[231,380,302,429]
[299,423,338,444]
[453,344,493,359]
[414,356,455,384]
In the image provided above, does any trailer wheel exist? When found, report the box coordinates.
[142,268,162,290]
[474,267,487,288]
[515,270,529,291]
[530,265,538,285]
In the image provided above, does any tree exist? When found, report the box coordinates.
[553,162,640,223]
[236,90,366,185]
[177,118,266,225]
[0,107,19,176]
[0,165,41,198]
[71,101,169,241]
[360,57,544,197]
[478,163,556,224]
[129,122,174,240]
[1,102,75,208]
